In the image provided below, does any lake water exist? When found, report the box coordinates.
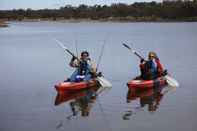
[0,22,197,131]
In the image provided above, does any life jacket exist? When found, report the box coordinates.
[149,60,157,75]
[140,60,157,80]
[79,60,90,75]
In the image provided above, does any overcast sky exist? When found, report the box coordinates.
[0,0,162,10]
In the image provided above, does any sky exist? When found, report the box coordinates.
[0,0,162,10]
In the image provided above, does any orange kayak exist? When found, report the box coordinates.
[55,79,99,92]
[127,76,167,89]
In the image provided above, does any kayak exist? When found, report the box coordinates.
[55,79,99,92]
[127,76,167,89]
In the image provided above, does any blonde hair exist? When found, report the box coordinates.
[148,52,156,59]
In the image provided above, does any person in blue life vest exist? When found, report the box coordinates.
[139,52,164,80]
[68,51,97,82]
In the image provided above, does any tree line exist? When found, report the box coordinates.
[0,1,197,21]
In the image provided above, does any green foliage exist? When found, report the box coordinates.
[0,1,197,21]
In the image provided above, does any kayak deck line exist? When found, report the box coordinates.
[55,79,100,92]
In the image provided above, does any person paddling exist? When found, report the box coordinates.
[68,51,97,82]
[123,43,178,87]
[139,52,165,80]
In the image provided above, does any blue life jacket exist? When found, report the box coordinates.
[79,60,89,75]
[149,60,157,74]
[142,60,157,80]
[69,60,92,82]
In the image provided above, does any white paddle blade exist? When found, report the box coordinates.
[165,75,179,87]
[96,84,112,95]
[97,77,112,88]
[53,38,68,50]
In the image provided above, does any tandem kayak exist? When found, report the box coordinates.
[55,79,99,92]
[127,76,167,89]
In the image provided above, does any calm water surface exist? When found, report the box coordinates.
[0,22,197,131]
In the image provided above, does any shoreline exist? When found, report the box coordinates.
[1,16,197,26]
[4,17,197,23]
[0,20,8,27]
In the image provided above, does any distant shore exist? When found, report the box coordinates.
[0,20,8,27]
[3,16,197,23]
[1,1,196,24]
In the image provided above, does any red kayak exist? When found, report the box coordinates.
[127,76,167,89]
[55,79,99,92]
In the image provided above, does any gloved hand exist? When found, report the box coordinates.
[97,72,102,77]
[140,59,145,63]
[90,71,98,78]
[162,69,168,76]
[71,56,77,61]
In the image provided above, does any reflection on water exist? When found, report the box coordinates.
[55,86,98,119]
[55,86,111,120]
[1,22,196,131]
[123,85,176,120]
[54,86,112,129]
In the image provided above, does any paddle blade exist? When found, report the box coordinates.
[165,75,179,87]
[97,77,112,88]
[96,84,112,95]
[53,38,68,50]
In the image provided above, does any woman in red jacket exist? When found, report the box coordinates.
[139,52,164,80]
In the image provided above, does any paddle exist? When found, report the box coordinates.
[53,38,111,87]
[122,43,144,60]
[165,75,179,87]
[96,76,112,88]
[96,39,112,88]
[54,38,80,61]
[122,43,179,87]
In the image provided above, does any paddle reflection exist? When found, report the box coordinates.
[123,85,176,120]
[55,86,110,119]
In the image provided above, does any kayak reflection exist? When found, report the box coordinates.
[123,85,175,120]
[55,85,111,119]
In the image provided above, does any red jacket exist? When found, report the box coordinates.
[155,59,164,76]
[140,58,164,77]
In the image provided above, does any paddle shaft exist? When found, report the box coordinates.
[122,43,144,60]
[134,51,144,60]
[54,38,80,61]
[96,40,106,70]
[65,48,75,57]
